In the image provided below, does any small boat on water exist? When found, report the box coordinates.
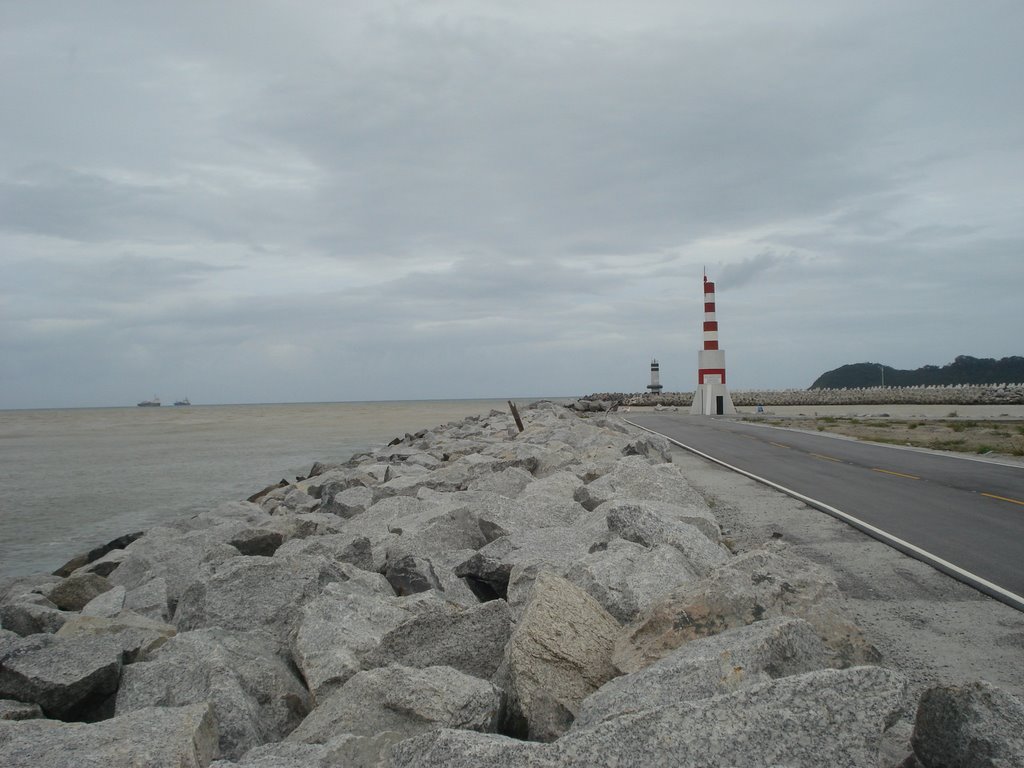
[173,397,191,406]
[137,396,161,407]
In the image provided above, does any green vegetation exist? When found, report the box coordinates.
[810,355,1024,390]
[929,438,968,450]
[950,420,978,432]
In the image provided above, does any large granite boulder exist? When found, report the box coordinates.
[554,666,906,767]
[44,573,115,612]
[409,548,482,606]
[483,439,581,478]
[81,585,126,618]
[0,703,217,768]
[264,487,318,515]
[299,464,386,500]
[576,616,832,727]
[0,632,122,721]
[604,501,729,575]
[574,455,708,511]
[519,471,585,502]
[291,581,427,703]
[613,548,879,673]
[0,574,61,604]
[382,508,487,566]
[116,628,311,760]
[71,548,129,578]
[597,497,721,544]
[388,666,908,768]
[55,611,177,662]
[565,539,699,623]
[386,729,540,767]
[0,600,72,636]
[274,532,381,573]
[621,432,673,462]
[175,500,270,532]
[497,571,620,741]
[287,664,500,744]
[911,681,1024,768]
[466,493,587,544]
[124,575,171,621]
[106,524,242,608]
[466,466,534,497]
[363,599,512,681]
[0,699,43,720]
[173,554,350,646]
[50,531,144,578]
[384,554,443,596]
[267,512,345,539]
[308,496,453,572]
[320,484,374,518]
[454,527,596,601]
[527,418,632,461]
[228,528,284,557]
[371,455,499,502]
[209,732,405,767]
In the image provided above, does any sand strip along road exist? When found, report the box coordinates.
[624,412,1024,612]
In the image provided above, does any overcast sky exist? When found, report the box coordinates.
[1,1,1021,409]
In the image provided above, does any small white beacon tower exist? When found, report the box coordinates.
[647,358,663,394]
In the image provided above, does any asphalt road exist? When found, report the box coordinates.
[625,412,1024,606]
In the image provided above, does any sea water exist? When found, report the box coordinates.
[0,399,549,578]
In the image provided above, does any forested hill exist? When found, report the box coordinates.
[809,355,1024,389]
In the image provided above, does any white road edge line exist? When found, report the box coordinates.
[623,418,1024,614]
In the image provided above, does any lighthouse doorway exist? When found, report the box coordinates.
[716,396,724,415]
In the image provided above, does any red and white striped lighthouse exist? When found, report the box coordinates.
[702,275,721,354]
[691,271,736,415]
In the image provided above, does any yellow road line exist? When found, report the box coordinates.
[769,441,789,449]
[811,453,842,463]
[981,492,1024,507]
[872,468,920,480]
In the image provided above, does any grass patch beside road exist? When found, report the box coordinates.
[740,415,1024,457]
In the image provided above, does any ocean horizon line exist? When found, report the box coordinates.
[0,395,579,414]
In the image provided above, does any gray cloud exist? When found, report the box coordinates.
[1,1,1021,407]
[717,252,797,291]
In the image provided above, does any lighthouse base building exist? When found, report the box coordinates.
[691,349,736,415]
[690,273,737,415]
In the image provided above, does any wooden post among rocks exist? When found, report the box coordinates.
[508,400,524,432]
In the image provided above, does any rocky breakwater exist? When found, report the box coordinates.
[582,383,1024,408]
[2,403,1022,767]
